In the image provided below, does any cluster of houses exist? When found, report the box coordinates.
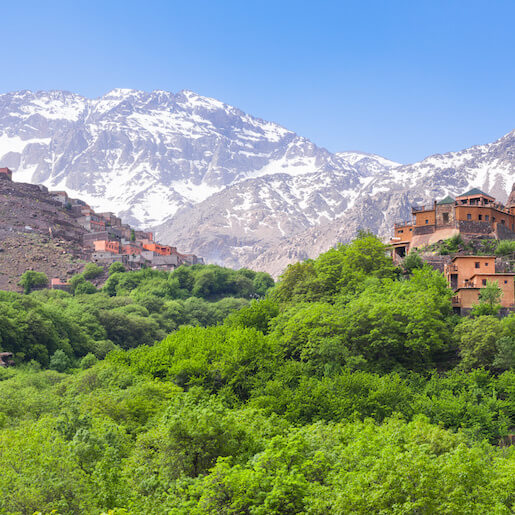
[391,185,515,315]
[50,189,203,270]
[1,166,202,277]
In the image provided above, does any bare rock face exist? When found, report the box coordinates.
[508,182,515,207]
[0,88,514,276]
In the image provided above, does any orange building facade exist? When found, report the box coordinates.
[0,167,12,180]
[94,240,120,253]
[142,243,172,256]
[391,187,515,263]
[444,256,515,312]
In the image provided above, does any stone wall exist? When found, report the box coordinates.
[435,203,455,227]
[496,223,515,240]
[457,220,493,235]
[414,225,436,236]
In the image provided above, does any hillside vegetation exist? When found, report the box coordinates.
[1,233,515,514]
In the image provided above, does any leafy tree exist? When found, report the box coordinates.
[495,240,515,256]
[82,263,104,280]
[74,280,97,295]
[402,251,424,274]
[49,349,71,372]
[19,271,48,294]
[226,298,279,334]
[80,352,98,369]
[454,316,502,370]
[109,262,126,275]
[473,280,503,316]
[253,271,275,297]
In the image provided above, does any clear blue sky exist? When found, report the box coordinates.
[1,0,514,163]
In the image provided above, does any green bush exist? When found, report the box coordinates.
[82,263,104,280]
[495,240,515,256]
[18,271,48,294]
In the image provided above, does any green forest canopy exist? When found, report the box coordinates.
[1,233,515,514]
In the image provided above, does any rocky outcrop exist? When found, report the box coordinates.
[0,180,88,290]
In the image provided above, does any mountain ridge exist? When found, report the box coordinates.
[0,88,514,275]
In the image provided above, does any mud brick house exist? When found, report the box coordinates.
[142,242,172,255]
[78,213,106,232]
[444,256,515,314]
[50,278,71,292]
[122,241,143,255]
[50,191,69,205]
[141,250,179,268]
[0,352,14,367]
[0,167,12,180]
[98,212,122,228]
[135,230,153,242]
[94,240,120,253]
[391,186,515,262]
[177,252,205,265]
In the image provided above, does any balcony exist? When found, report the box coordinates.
[394,221,413,229]
[451,296,461,306]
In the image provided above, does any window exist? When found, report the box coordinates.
[485,215,489,221]
[505,280,508,284]
[482,279,487,286]
[493,217,496,222]
[425,219,429,224]
[442,213,449,223]
[501,219,505,225]
[475,262,480,268]
[399,229,403,233]
[485,262,489,266]
[467,214,472,220]
[478,214,482,220]
[409,228,413,232]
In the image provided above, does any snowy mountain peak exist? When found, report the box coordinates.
[0,87,513,274]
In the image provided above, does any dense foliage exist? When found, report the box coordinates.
[0,265,273,367]
[1,234,515,514]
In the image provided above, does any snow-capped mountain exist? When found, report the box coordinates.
[158,129,515,273]
[0,88,373,227]
[0,88,514,275]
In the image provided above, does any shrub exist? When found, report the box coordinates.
[109,262,126,275]
[18,271,48,294]
[82,263,104,280]
[49,350,71,373]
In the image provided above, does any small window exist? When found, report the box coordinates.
[467,214,472,220]
[475,262,480,268]
[485,262,489,266]
[505,280,508,284]
[493,217,496,222]
[425,219,429,224]
[485,215,489,221]
[409,228,413,232]
[501,219,505,225]
[478,214,482,221]
[399,229,403,233]
[482,279,487,286]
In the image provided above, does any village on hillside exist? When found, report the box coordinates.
[0,166,203,290]
[391,184,515,315]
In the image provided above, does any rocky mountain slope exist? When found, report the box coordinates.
[0,88,514,276]
[0,179,88,290]
[160,129,515,274]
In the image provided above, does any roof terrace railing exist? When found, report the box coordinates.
[412,205,431,212]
